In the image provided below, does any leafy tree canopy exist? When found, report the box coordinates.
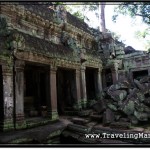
[112,2,150,25]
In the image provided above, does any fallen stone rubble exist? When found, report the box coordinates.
[88,75,150,128]
[61,76,150,144]
[72,76,150,128]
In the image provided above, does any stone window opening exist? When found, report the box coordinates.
[132,70,148,81]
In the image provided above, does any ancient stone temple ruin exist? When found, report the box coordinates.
[0,2,103,131]
[0,2,150,144]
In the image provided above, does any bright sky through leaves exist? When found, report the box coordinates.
[86,4,149,51]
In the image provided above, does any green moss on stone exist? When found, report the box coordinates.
[47,129,61,139]
[10,138,33,144]
[15,121,27,130]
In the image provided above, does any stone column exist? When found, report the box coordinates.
[148,67,150,76]
[102,69,107,89]
[97,68,103,98]
[0,65,14,131]
[129,70,134,83]
[111,64,118,84]
[80,66,87,108]
[75,69,82,109]
[15,60,26,129]
[50,65,58,120]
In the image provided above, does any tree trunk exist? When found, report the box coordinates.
[99,2,106,32]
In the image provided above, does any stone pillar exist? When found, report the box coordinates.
[102,69,107,89]
[0,65,14,131]
[129,70,134,83]
[80,67,87,108]
[15,60,26,129]
[97,68,103,98]
[50,65,58,120]
[111,64,118,84]
[148,67,150,76]
[75,69,82,109]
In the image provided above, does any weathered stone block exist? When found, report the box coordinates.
[92,99,106,113]
[135,103,150,113]
[115,114,121,121]
[51,111,59,121]
[134,79,145,92]
[110,121,131,130]
[140,76,150,83]
[78,109,92,117]
[136,92,145,102]
[122,100,135,116]
[0,119,14,131]
[119,118,130,122]
[127,88,139,99]
[67,124,90,134]
[134,111,148,121]
[143,97,150,106]
[108,81,130,92]
[102,109,115,126]
[129,116,139,125]
[71,117,90,125]
[107,103,117,111]
[90,114,103,122]
[110,90,127,102]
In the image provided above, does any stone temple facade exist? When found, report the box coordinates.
[0,2,150,131]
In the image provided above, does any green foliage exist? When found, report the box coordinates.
[52,2,64,5]
[72,11,84,21]
[113,2,150,50]
[112,2,150,25]
[87,99,97,108]
[135,28,150,38]
[64,2,99,23]
[134,27,150,51]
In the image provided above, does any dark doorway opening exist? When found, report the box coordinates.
[132,70,148,81]
[105,68,113,87]
[24,64,49,118]
[0,65,3,123]
[57,68,76,115]
[85,67,97,100]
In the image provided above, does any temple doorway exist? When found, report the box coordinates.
[24,64,49,118]
[57,68,76,115]
[85,67,97,100]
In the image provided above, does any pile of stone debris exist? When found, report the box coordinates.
[90,76,150,128]
[61,77,150,144]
